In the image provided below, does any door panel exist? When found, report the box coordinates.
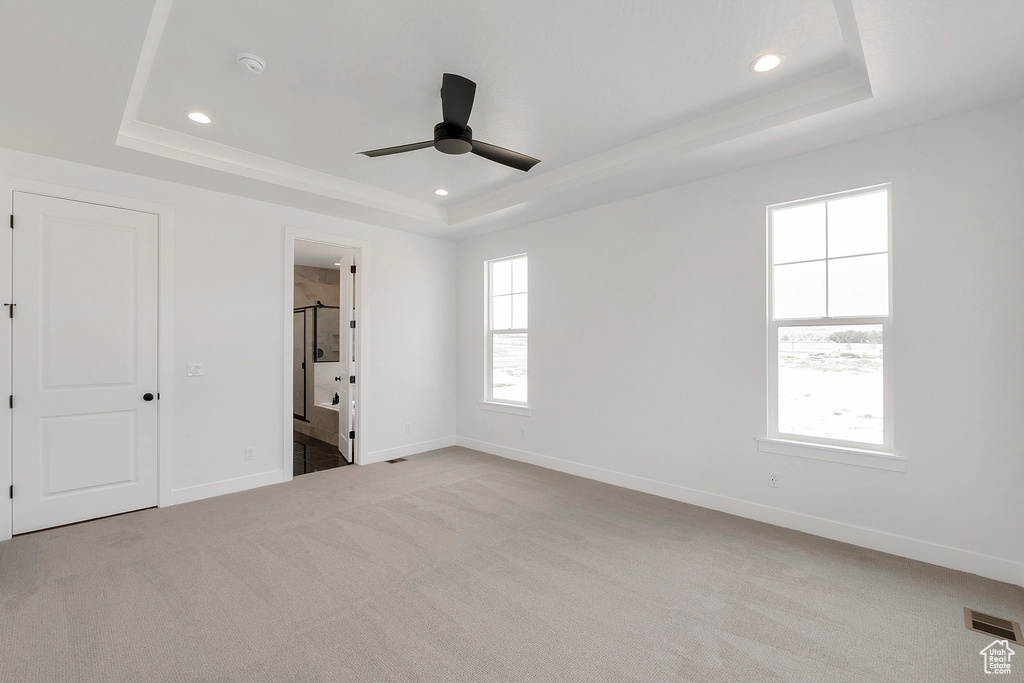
[41,218,137,388]
[43,411,137,495]
[337,252,353,463]
[12,193,159,534]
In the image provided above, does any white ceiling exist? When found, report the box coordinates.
[137,0,845,200]
[294,240,351,270]
[0,1,1022,240]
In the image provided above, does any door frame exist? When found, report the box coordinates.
[283,226,365,472]
[0,179,174,542]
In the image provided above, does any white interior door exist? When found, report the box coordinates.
[12,193,159,534]
[336,251,354,462]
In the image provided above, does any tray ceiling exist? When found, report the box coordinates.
[1,1,1021,239]
[118,0,867,231]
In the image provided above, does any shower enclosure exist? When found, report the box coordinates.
[292,304,340,421]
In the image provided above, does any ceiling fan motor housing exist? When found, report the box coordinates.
[358,74,539,171]
[433,123,473,155]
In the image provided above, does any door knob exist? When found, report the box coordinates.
[143,393,155,401]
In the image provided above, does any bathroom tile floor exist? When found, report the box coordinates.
[293,431,351,476]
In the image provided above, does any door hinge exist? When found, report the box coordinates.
[8,485,12,499]
[9,214,12,229]
[349,430,355,440]
[8,395,11,409]
[4,303,14,318]
[350,264,356,274]
[349,376,355,384]
[349,320,356,329]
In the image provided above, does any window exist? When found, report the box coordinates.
[486,254,528,406]
[766,186,894,456]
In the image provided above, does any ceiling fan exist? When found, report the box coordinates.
[358,73,540,172]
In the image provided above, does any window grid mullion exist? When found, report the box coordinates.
[775,250,888,267]
[775,315,888,327]
[824,201,829,318]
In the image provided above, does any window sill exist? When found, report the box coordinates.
[479,401,531,416]
[757,438,906,472]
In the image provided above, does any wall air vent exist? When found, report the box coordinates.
[964,608,1022,643]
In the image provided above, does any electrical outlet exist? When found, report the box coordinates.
[769,471,779,488]
[244,447,255,461]
[187,362,204,377]
[404,423,411,434]
[520,428,527,439]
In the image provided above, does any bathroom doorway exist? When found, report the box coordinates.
[290,238,359,476]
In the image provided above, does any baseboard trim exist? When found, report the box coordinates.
[161,436,459,506]
[167,469,285,506]
[363,436,457,465]
[456,436,1024,588]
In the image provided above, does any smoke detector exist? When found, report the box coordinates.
[236,53,266,75]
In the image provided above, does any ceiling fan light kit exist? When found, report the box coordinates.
[359,73,540,172]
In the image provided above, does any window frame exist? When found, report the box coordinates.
[483,254,529,410]
[765,184,897,459]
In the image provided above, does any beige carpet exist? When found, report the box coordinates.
[1,447,1021,682]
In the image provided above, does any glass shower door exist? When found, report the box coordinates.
[293,309,307,420]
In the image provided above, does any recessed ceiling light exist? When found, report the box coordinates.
[435,188,449,196]
[187,112,212,124]
[752,53,783,73]
[334,262,341,266]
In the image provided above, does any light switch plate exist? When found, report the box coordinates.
[187,362,204,377]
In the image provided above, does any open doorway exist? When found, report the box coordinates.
[291,239,359,476]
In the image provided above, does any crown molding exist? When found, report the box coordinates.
[448,65,871,225]
[116,120,447,224]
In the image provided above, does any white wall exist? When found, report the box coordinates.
[456,99,1024,586]
[0,147,456,539]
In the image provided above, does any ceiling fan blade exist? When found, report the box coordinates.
[441,73,476,130]
[358,141,433,157]
[471,140,540,172]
